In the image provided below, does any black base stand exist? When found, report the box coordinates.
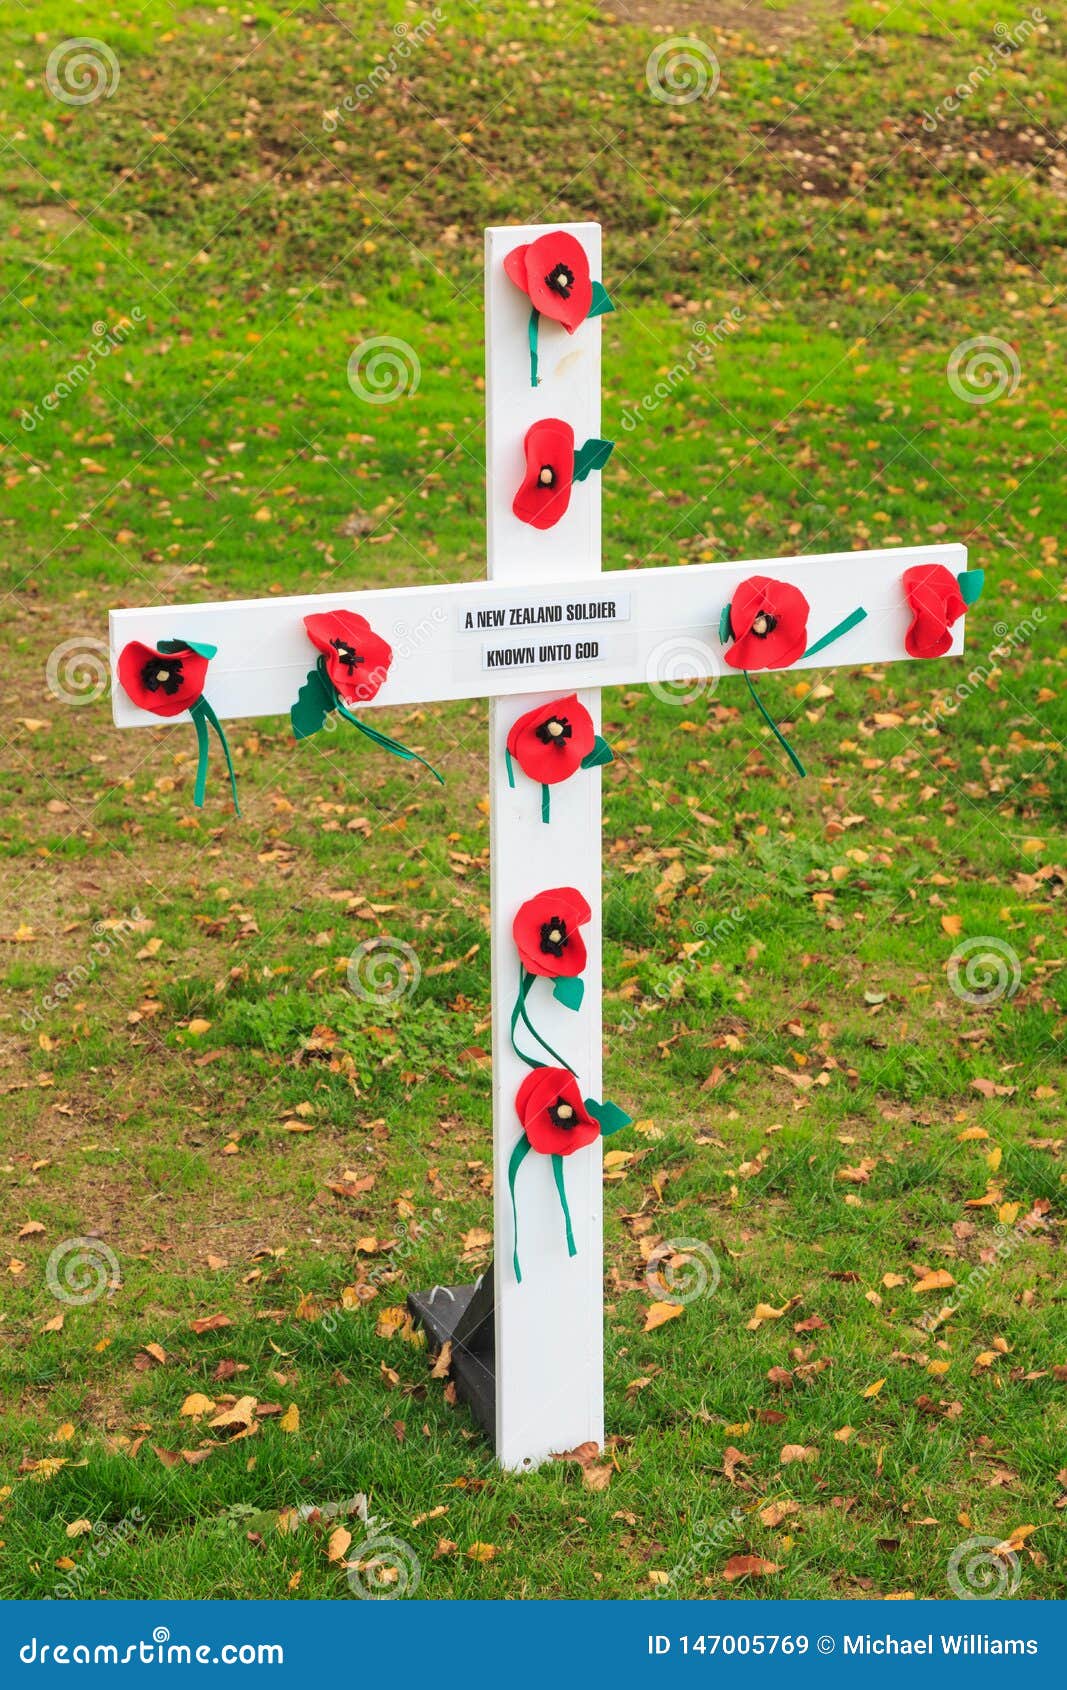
[408,1267,496,1444]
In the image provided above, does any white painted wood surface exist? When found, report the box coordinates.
[486,223,606,1470]
[106,217,977,1475]
[109,542,968,729]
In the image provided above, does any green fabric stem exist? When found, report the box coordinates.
[802,605,867,661]
[508,1135,532,1284]
[333,686,444,784]
[551,1154,577,1258]
[541,783,550,824]
[189,698,211,809]
[510,967,575,1073]
[528,307,540,387]
[505,747,516,788]
[199,695,241,815]
[743,671,806,778]
[191,695,241,815]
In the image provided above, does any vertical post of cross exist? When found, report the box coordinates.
[485,223,606,1469]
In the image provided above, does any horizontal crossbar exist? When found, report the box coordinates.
[109,542,967,727]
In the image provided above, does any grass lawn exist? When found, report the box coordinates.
[0,0,1064,1601]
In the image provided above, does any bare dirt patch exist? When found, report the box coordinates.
[601,0,852,46]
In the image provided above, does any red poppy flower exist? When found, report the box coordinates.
[513,887,591,979]
[507,694,595,786]
[516,1066,600,1157]
[117,641,208,718]
[902,564,967,659]
[513,419,575,530]
[504,231,593,334]
[304,611,392,705]
[723,576,809,671]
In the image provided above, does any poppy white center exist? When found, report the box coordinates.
[548,927,563,944]
[158,669,170,682]
[538,468,554,485]
[546,720,564,737]
[556,1104,573,1120]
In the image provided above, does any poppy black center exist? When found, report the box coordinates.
[539,917,568,958]
[751,611,778,638]
[548,1098,577,1129]
[141,656,185,696]
[544,263,574,299]
[537,465,556,488]
[330,638,364,674]
[534,715,572,747]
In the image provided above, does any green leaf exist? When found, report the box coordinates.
[957,568,985,606]
[587,281,615,318]
[584,1097,632,1137]
[158,637,218,660]
[290,666,334,741]
[719,604,733,645]
[572,437,614,483]
[553,975,584,1012]
[580,734,614,770]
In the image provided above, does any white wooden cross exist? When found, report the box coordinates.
[108,222,975,1472]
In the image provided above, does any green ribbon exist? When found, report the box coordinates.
[508,1135,532,1284]
[190,698,211,809]
[528,307,540,388]
[329,667,444,784]
[510,966,575,1073]
[505,747,516,788]
[743,671,806,778]
[541,783,550,824]
[802,605,867,661]
[552,1154,577,1257]
[189,695,240,815]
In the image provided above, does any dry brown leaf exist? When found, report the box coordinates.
[208,1395,257,1433]
[643,1300,684,1333]
[722,1553,780,1581]
[758,1499,800,1528]
[179,1393,216,1419]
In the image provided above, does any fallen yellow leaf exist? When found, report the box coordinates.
[643,1301,684,1333]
